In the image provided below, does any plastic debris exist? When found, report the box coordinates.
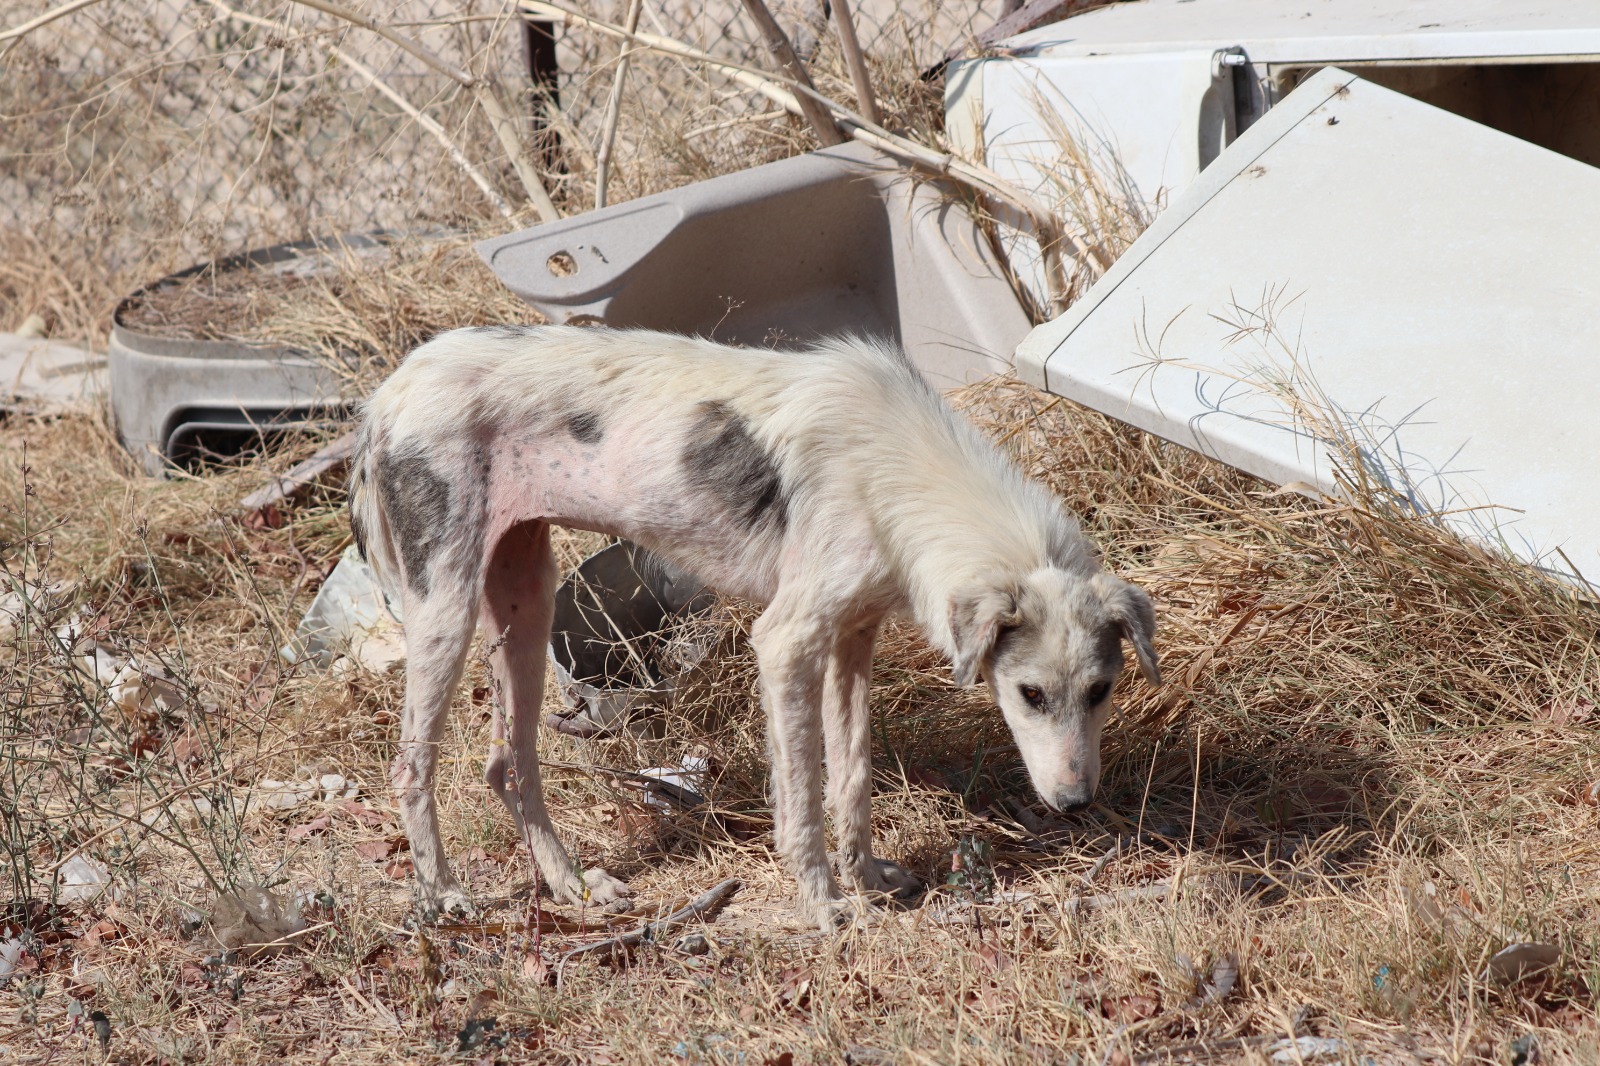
[254,778,316,812]
[254,767,358,812]
[0,937,24,985]
[546,541,713,738]
[635,756,710,811]
[0,590,22,648]
[1270,1037,1349,1063]
[285,545,404,672]
[318,772,358,800]
[106,659,187,723]
[58,854,113,904]
[674,933,710,955]
[1485,942,1560,984]
[2,581,74,656]
[206,884,306,956]
[0,331,106,410]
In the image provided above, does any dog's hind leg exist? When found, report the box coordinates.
[481,521,630,908]
[822,618,921,902]
[394,575,481,918]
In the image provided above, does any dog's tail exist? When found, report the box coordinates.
[347,416,405,603]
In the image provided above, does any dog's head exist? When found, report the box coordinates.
[948,569,1159,813]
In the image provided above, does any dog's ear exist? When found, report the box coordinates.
[947,586,1020,688]
[1094,573,1161,686]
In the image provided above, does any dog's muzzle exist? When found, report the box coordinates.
[1049,783,1095,813]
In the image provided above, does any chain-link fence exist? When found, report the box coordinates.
[0,1,1005,337]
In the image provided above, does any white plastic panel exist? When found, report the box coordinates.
[1002,0,1600,63]
[953,49,1233,213]
[1017,68,1600,584]
[947,49,1230,310]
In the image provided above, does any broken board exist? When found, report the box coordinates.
[1016,67,1600,586]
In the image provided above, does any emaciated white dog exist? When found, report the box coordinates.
[349,326,1159,927]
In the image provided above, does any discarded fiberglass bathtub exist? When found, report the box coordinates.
[476,142,1032,390]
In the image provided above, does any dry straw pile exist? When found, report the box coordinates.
[2,1,1597,1064]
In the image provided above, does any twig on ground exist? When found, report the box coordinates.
[556,877,739,981]
[1082,834,1125,886]
[1133,1006,1311,1063]
[238,432,356,515]
[540,759,707,810]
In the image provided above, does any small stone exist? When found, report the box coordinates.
[674,933,710,955]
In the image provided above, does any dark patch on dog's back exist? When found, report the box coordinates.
[683,401,787,531]
[378,449,453,595]
[471,324,539,341]
[347,444,370,560]
[350,506,369,561]
[566,410,603,444]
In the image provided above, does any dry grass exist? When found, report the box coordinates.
[3,361,1598,1064]
[3,1,1599,1063]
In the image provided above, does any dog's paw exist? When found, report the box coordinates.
[862,857,924,903]
[809,896,854,930]
[417,886,476,922]
[555,868,632,908]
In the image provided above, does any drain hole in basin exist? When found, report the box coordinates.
[546,250,577,277]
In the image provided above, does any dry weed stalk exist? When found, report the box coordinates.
[1,0,561,222]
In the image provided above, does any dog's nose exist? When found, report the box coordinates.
[1052,784,1095,813]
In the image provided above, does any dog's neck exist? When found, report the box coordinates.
[862,411,1098,658]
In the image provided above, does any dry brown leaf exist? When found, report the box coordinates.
[242,504,287,530]
[170,729,208,767]
[777,965,813,1012]
[354,836,407,861]
[339,799,389,828]
[522,952,551,985]
[467,988,498,1019]
[81,919,125,946]
[1533,697,1594,727]
[287,815,332,841]
[976,942,1012,973]
[1104,993,1161,1023]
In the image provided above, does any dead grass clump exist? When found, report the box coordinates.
[114,231,545,396]
[5,358,1600,1061]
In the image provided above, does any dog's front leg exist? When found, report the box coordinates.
[753,606,842,928]
[823,619,921,902]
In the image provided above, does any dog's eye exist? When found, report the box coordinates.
[1085,680,1112,706]
[1018,684,1045,708]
